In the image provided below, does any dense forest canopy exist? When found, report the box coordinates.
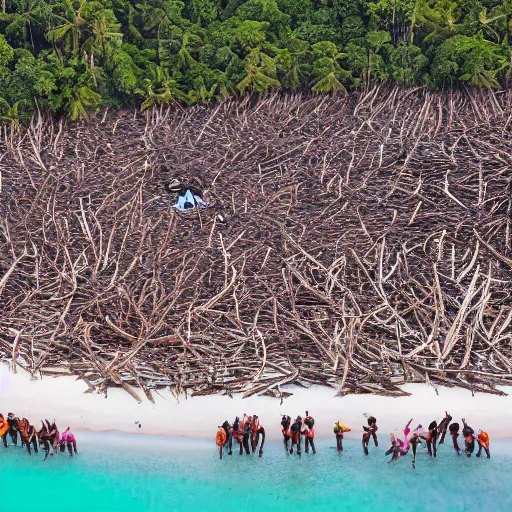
[1,0,512,121]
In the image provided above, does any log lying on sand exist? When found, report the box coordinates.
[0,87,511,399]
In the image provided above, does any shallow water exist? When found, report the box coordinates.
[1,432,511,512]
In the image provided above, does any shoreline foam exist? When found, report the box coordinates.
[1,362,511,440]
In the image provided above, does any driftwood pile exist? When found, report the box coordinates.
[0,86,511,402]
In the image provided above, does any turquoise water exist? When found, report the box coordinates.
[2,432,511,512]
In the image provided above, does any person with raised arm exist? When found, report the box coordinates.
[462,418,476,457]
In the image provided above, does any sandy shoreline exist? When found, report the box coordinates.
[1,362,511,440]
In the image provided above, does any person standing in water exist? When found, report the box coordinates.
[409,432,423,468]
[368,416,378,447]
[437,411,452,445]
[216,424,227,459]
[304,411,316,455]
[290,416,303,456]
[476,430,490,459]
[231,417,245,455]
[462,418,476,457]
[397,419,414,456]
[242,415,252,455]
[362,416,378,455]
[449,422,461,454]
[426,420,439,457]
[334,422,351,452]
[281,415,292,450]
[385,433,400,463]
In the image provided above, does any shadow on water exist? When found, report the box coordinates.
[2,433,512,512]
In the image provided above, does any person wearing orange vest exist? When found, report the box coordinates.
[0,414,9,446]
[476,430,490,459]
[216,423,228,459]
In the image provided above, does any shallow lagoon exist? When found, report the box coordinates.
[2,432,511,512]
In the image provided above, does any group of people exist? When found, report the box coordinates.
[280,411,316,455]
[0,412,78,461]
[216,414,266,459]
[216,411,491,465]
[333,412,491,465]
[381,413,490,467]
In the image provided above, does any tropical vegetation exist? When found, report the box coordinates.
[1,0,512,121]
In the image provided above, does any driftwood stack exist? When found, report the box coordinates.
[0,86,511,402]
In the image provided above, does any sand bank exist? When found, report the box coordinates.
[1,362,510,440]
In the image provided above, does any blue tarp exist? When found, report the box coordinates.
[173,189,207,211]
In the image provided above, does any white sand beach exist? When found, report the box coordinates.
[1,362,511,440]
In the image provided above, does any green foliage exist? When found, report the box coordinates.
[431,34,507,86]
[135,63,186,107]
[0,34,15,66]
[234,20,270,50]
[311,40,352,92]
[0,98,21,130]
[34,54,102,119]
[190,0,219,26]
[386,41,427,83]
[236,0,291,32]
[312,72,347,93]
[108,48,139,93]
[2,0,512,121]
[340,16,366,45]
[236,47,280,93]
[276,0,314,25]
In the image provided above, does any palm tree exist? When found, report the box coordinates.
[478,2,512,44]
[236,48,280,94]
[68,85,102,119]
[420,0,462,45]
[186,77,218,104]
[311,41,349,93]
[47,0,122,59]
[176,31,200,71]
[4,0,49,53]
[136,65,186,108]
[81,6,123,58]
[312,72,347,94]
[276,36,309,89]
[0,99,22,133]
[46,0,88,56]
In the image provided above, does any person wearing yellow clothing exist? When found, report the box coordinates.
[333,421,351,452]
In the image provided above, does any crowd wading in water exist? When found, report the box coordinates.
[0,413,78,461]
[1,409,490,465]
[216,412,491,465]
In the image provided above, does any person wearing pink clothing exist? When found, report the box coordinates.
[400,418,413,454]
[59,427,78,456]
[386,419,419,463]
